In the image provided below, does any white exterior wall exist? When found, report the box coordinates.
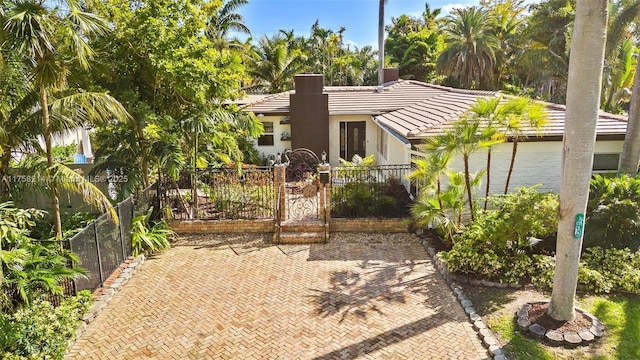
[253,115,291,159]
[377,129,410,165]
[445,140,624,194]
[36,127,93,162]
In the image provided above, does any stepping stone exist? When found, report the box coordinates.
[529,323,546,339]
[517,317,531,332]
[590,326,604,338]
[473,320,487,330]
[579,330,595,343]
[461,299,473,308]
[564,332,582,348]
[488,345,503,356]
[516,308,529,318]
[544,330,564,346]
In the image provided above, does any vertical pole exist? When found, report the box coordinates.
[93,221,104,287]
[274,164,287,222]
[118,204,127,259]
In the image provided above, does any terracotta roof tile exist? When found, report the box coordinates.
[240,80,628,139]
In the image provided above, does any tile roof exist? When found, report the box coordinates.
[241,80,629,139]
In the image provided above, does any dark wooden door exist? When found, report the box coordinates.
[340,121,366,160]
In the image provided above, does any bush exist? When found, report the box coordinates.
[0,291,92,359]
[579,247,640,293]
[331,177,410,218]
[131,209,173,256]
[585,174,640,250]
[442,187,558,283]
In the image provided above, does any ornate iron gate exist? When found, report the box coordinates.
[284,149,320,220]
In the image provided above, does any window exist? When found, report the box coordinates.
[377,126,388,160]
[592,153,619,172]
[258,122,274,146]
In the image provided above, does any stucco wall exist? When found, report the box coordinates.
[444,140,624,194]
[253,115,291,159]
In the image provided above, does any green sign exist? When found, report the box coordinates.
[574,214,585,239]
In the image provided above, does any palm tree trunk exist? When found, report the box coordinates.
[548,0,608,322]
[378,0,385,85]
[463,154,475,221]
[504,139,518,194]
[484,147,492,210]
[41,86,63,240]
[619,67,640,175]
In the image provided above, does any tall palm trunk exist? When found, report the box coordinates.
[40,86,63,240]
[484,148,492,210]
[504,139,518,194]
[378,0,385,85]
[619,67,640,175]
[463,154,475,221]
[548,0,607,322]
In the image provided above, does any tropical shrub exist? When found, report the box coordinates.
[584,174,640,250]
[131,210,173,256]
[0,290,92,359]
[578,247,640,293]
[1,202,87,311]
[441,187,558,283]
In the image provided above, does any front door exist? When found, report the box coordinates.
[340,121,366,160]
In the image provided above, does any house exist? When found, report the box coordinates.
[241,70,628,193]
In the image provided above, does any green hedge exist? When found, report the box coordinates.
[0,291,92,360]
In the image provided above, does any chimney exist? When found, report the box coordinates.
[290,74,329,158]
[383,67,400,83]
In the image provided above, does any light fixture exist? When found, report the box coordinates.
[321,151,327,164]
[257,113,264,118]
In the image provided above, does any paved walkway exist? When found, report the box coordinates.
[66,235,488,359]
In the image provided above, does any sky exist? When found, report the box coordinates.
[232,0,480,49]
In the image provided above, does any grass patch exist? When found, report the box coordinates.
[583,294,640,360]
[486,314,554,360]
[463,285,640,359]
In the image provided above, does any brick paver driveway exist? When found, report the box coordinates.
[66,234,487,359]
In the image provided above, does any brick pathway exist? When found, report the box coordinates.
[66,235,488,359]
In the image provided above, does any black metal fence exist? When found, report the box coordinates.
[67,184,158,292]
[330,165,413,218]
[166,167,275,220]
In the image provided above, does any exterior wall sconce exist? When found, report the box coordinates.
[321,151,327,164]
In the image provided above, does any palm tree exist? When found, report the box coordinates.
[548,0,608,322]
[207,0,250,41]
[466,97,506,209]
[426,118,498,221]
[247,35,307,93]
[499,97,548,194]
[2,1,129,239]
[378,0,387,85]
[606,0,640,174]
[437,7,500,89]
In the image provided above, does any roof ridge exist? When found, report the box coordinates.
[519,98,629,122]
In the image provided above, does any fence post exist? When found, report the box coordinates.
[67,238,78,295]
[273,164,287,222]
[318,163,331,220]
[93,221,104,286]
[118,204,127,260]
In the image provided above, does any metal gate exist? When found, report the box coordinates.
[284,149,320,220]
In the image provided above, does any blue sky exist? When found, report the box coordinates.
[233,0,479,48]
